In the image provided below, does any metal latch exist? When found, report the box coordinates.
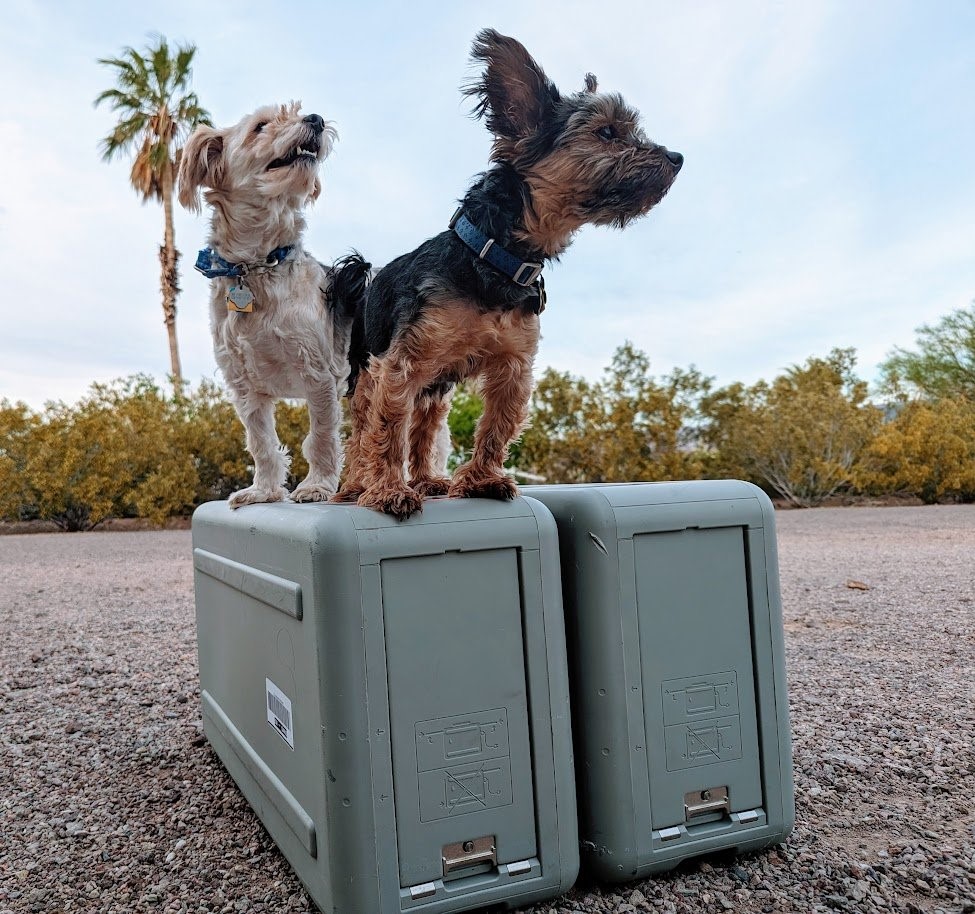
[684,785,730,821]
[442,835,497,876]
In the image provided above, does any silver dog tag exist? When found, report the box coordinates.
[227,285,255,313]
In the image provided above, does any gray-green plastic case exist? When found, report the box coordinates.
[524,481,794,881]
[191,497,579,913]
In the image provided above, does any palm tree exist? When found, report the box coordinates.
[95,36,211,389]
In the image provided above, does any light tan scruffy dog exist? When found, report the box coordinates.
[178,102,370,508]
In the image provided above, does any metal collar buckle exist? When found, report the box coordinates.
[512,261,543,287]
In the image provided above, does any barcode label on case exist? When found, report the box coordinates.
[266,678,294,749]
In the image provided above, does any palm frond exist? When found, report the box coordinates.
[93,88,147,115]
[95,35,212,200]
[98,112,150,161]
[172,46,196,88]
[101,48,151,95]
[151,42,172,96]
[129,146,159,202]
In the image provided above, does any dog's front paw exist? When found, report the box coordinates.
[228,485,289,509]
[290,480,337,503]
[448,465,518,501]
[410,476,451,498]
[358,483,423,521]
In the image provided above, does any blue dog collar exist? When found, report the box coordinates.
[450,208,543,288]
[194,245,294,279]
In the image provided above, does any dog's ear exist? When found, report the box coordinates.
[177,125,224,212]
[464,29,560,139]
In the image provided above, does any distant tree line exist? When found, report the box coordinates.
[2,304,974,530]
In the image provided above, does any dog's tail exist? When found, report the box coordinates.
[325,251,371,324]
[324,251,372,396]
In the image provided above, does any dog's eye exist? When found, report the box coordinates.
[254,122,268,134]
[596,125,616,141]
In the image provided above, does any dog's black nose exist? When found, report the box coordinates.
[303,113,325,132]
[665,149,684,172]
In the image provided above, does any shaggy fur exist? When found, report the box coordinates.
[335,30,683,519]
[178,102,369,507]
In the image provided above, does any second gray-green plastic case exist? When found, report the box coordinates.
[525,481,794,882]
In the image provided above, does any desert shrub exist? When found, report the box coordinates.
[272,400,312,491]
[21,376,198,529]
[0,400,41,520]
[174,385,339,499]
[700,349,882,507]
[858,397,975,504]
[519,343,711,484]
[173,380,249,503]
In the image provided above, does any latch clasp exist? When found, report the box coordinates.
[684,785,731,821]
[442,835,497,876]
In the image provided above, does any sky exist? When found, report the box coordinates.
[1,0,974,408]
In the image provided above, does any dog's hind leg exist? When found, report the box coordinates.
[448,356,532,502]
[229,395,291,508]
[355,354,427,520]
[331,370,373,503]
[292,378,343,503]
[408,384,454,498]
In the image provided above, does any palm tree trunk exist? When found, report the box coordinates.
[159,159,183,391]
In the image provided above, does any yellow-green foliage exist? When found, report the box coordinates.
[859,398,975,504]
[0,400,40,519]
[22,376,198,529]
[701,349,883,507]
[0,377,338,529]
[173,380,250,504]
[3,334,975,530]
[519,343,710,484]
[272,400,312,490]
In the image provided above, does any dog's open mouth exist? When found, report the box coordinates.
[267,138,320,170]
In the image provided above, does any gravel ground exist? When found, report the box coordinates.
[1,505,973,914]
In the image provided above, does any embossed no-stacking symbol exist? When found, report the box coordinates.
[445,767,489,810]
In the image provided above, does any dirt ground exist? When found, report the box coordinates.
[1,504,973,914]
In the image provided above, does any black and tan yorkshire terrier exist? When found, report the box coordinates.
[335,29,683,519]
